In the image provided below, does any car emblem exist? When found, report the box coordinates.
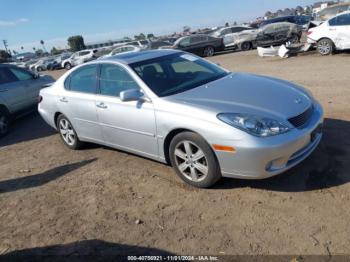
[294,98,302,104]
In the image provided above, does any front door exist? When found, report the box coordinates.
[57,64,103,142]
[96,63,158,158]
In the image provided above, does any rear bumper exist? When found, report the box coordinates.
[216,102,323,179]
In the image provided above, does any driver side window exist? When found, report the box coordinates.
[99,64,140,97]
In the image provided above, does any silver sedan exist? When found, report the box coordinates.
[38,50,323,188]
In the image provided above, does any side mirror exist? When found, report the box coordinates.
[120,89,144,102]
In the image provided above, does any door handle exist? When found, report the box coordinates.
[96,102,108,109]
[329,28,336,31]
[60,97,68,103]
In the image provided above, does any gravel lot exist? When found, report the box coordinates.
[1,50,350,256]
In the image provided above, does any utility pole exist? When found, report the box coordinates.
[3,40,8,52]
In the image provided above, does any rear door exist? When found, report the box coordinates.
[0,67,27,113]
[189,35,208,55]
[58,64,103,142]
[329,14,350,49]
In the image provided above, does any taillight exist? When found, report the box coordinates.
[38,95,43,103]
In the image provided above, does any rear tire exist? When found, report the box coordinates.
[169,132,221,188]
[289,33,300,44]
[203,46,215,57]
[0,108,10,138]
[241,42,252,51]
[317,38,334,56]
[57,114,82,150]
[37,67,42,72]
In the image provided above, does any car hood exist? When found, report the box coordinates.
[166,73,312,120]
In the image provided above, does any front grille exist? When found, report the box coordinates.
[288,105,314,128]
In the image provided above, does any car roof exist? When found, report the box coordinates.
[101,49,182,64]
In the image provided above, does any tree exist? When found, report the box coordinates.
[35,49,44,56]
[183,26,191,33]
[233,21,237,25]
[134,33,146,40]
[67,35,86,52]
[147,33,155,39]
[0,49,11,63]
[40,40,47,52]
[295,6,303,14]
[50,47,61,55]
[225,22,229,27]
[265,11,272,18]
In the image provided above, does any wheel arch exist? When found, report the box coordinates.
[0,104,10,118]
[163,128,197,165]
[54,112,63,128]
[163,127,217,166]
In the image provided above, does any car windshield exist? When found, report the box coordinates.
[130,53,228,97]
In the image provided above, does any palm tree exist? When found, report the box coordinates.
[40,40,47,52]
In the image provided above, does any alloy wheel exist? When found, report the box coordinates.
[59,119,76,146]
[318,40,331,55]
[174,140,208,182]
[204,47,214,57]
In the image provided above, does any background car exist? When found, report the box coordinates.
[256,22,302,47]
[61,49,98,70]
[307,11,350,55]
[223,29,259,50]
[29,58,55,72]
[46,53,72,70]
[0,64,55,137]
[98,45,141,59]
[170,35,224,57]
[210,26,253,38]
[259,15,313,28]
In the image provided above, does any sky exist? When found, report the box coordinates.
[1,0,318,53]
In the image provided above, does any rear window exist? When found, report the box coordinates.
[66,64,97,93]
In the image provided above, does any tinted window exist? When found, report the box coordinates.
[130,53,228,97]
[79,51,90,56]
[0,67,18,84]
[99,64,139,97]
[68,65,97,93]
[9,68,33,81]
[179,37,190,47]
[336,14,350,26]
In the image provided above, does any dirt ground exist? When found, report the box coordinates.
[1,50,350,257]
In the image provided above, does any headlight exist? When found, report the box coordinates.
[217,113,290,137]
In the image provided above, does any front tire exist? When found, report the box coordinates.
[203,46,215,57]
[64,63,72,70]
[169,132,221,188]
[0,108,10,138]
[317,38,334,55]
[57,115,82,150]
[241,42,252,51]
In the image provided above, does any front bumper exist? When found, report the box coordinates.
[216,102,324,179]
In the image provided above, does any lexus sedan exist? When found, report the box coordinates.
[38,50,323,188]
